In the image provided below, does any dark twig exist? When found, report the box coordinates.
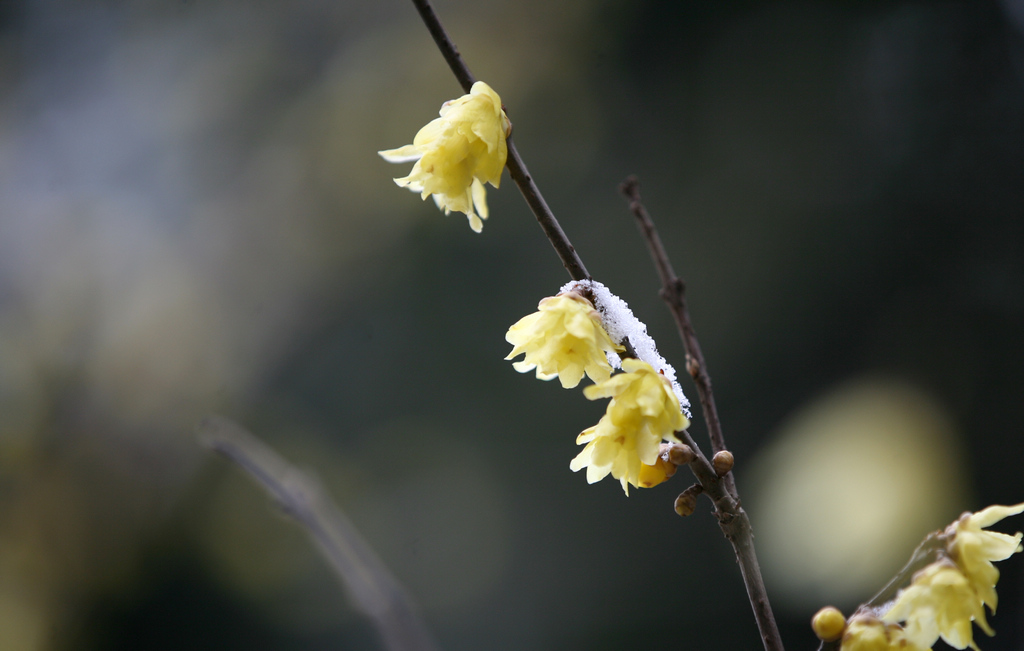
[198,416,438,651]
[411,0,475,92]
[620,176,735,496]
[409,0,590,281]
[504,143,590,280]
[677,429,784,651]
[622,177,783,651]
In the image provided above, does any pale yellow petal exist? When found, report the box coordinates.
[378,144,422,163]
[968,502,1024,529]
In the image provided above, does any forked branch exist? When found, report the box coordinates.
[621,177,783,651]
[405,2,783,649]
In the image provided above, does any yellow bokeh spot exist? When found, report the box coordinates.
[746,378,969,610]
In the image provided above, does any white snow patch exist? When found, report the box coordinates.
[561,279,691,418]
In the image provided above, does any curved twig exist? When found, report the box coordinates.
[198,416,438,651]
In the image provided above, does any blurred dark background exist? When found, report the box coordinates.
[1,0,1023,649]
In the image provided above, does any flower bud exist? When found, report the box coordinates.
[811,606,846,642]
[712,450,734,476]
[674,484,703,517]
[668,444,695,466]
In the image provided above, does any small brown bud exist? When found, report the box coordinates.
[811,606,845,642]
[667,444,695,466]
[712,450,734,476]
[674,493,696,517]
[673,484,703,517]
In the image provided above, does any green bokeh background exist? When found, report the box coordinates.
[1,0,1023,649]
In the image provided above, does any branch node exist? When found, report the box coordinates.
[686,354,700,379]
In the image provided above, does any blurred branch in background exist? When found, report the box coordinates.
[197,416,438,651]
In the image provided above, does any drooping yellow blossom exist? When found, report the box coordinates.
[840,615,926,651]
[379,81,510,233]
[570,358,689,494]
[946,502,1024,612]
[883,559,990,650]
[505,292,623,389]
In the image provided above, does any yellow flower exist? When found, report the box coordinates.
[946,502,1024,612]
[840,615,926,651]
[505,293,623,389]
[883,560,989,650]
[379,81,510,233]
[570,358,689,494]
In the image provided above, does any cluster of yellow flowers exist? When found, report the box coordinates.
[379,81,510,233]
[380,70,1023,650]
[570,358,687,493]
[505,291,690,494]
[380,83,689,494]
[813,503,1024,651]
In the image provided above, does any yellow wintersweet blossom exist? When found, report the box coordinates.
[570,358,689,494]
[883,559,990,650]
[505,292,623,389]
[379,81,510,233]
[873,502,1024,650]
[840,615,926,651]
[946,502,1024,612]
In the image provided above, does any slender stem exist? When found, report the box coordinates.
[409,0,590,281]
[676,429,783,651]
[620,176,736,496]
[863,531,944,610]
[505,141,590,280]
[624,178,783,651]
[411,0,476,93]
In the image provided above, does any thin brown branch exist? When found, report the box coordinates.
[623,175,782,651]
[620,176,735,496]
[677,430,784,651]
[505,142,590,280]
[198,416,439,651]
[410,0,476,93]
[409,0,590,281]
